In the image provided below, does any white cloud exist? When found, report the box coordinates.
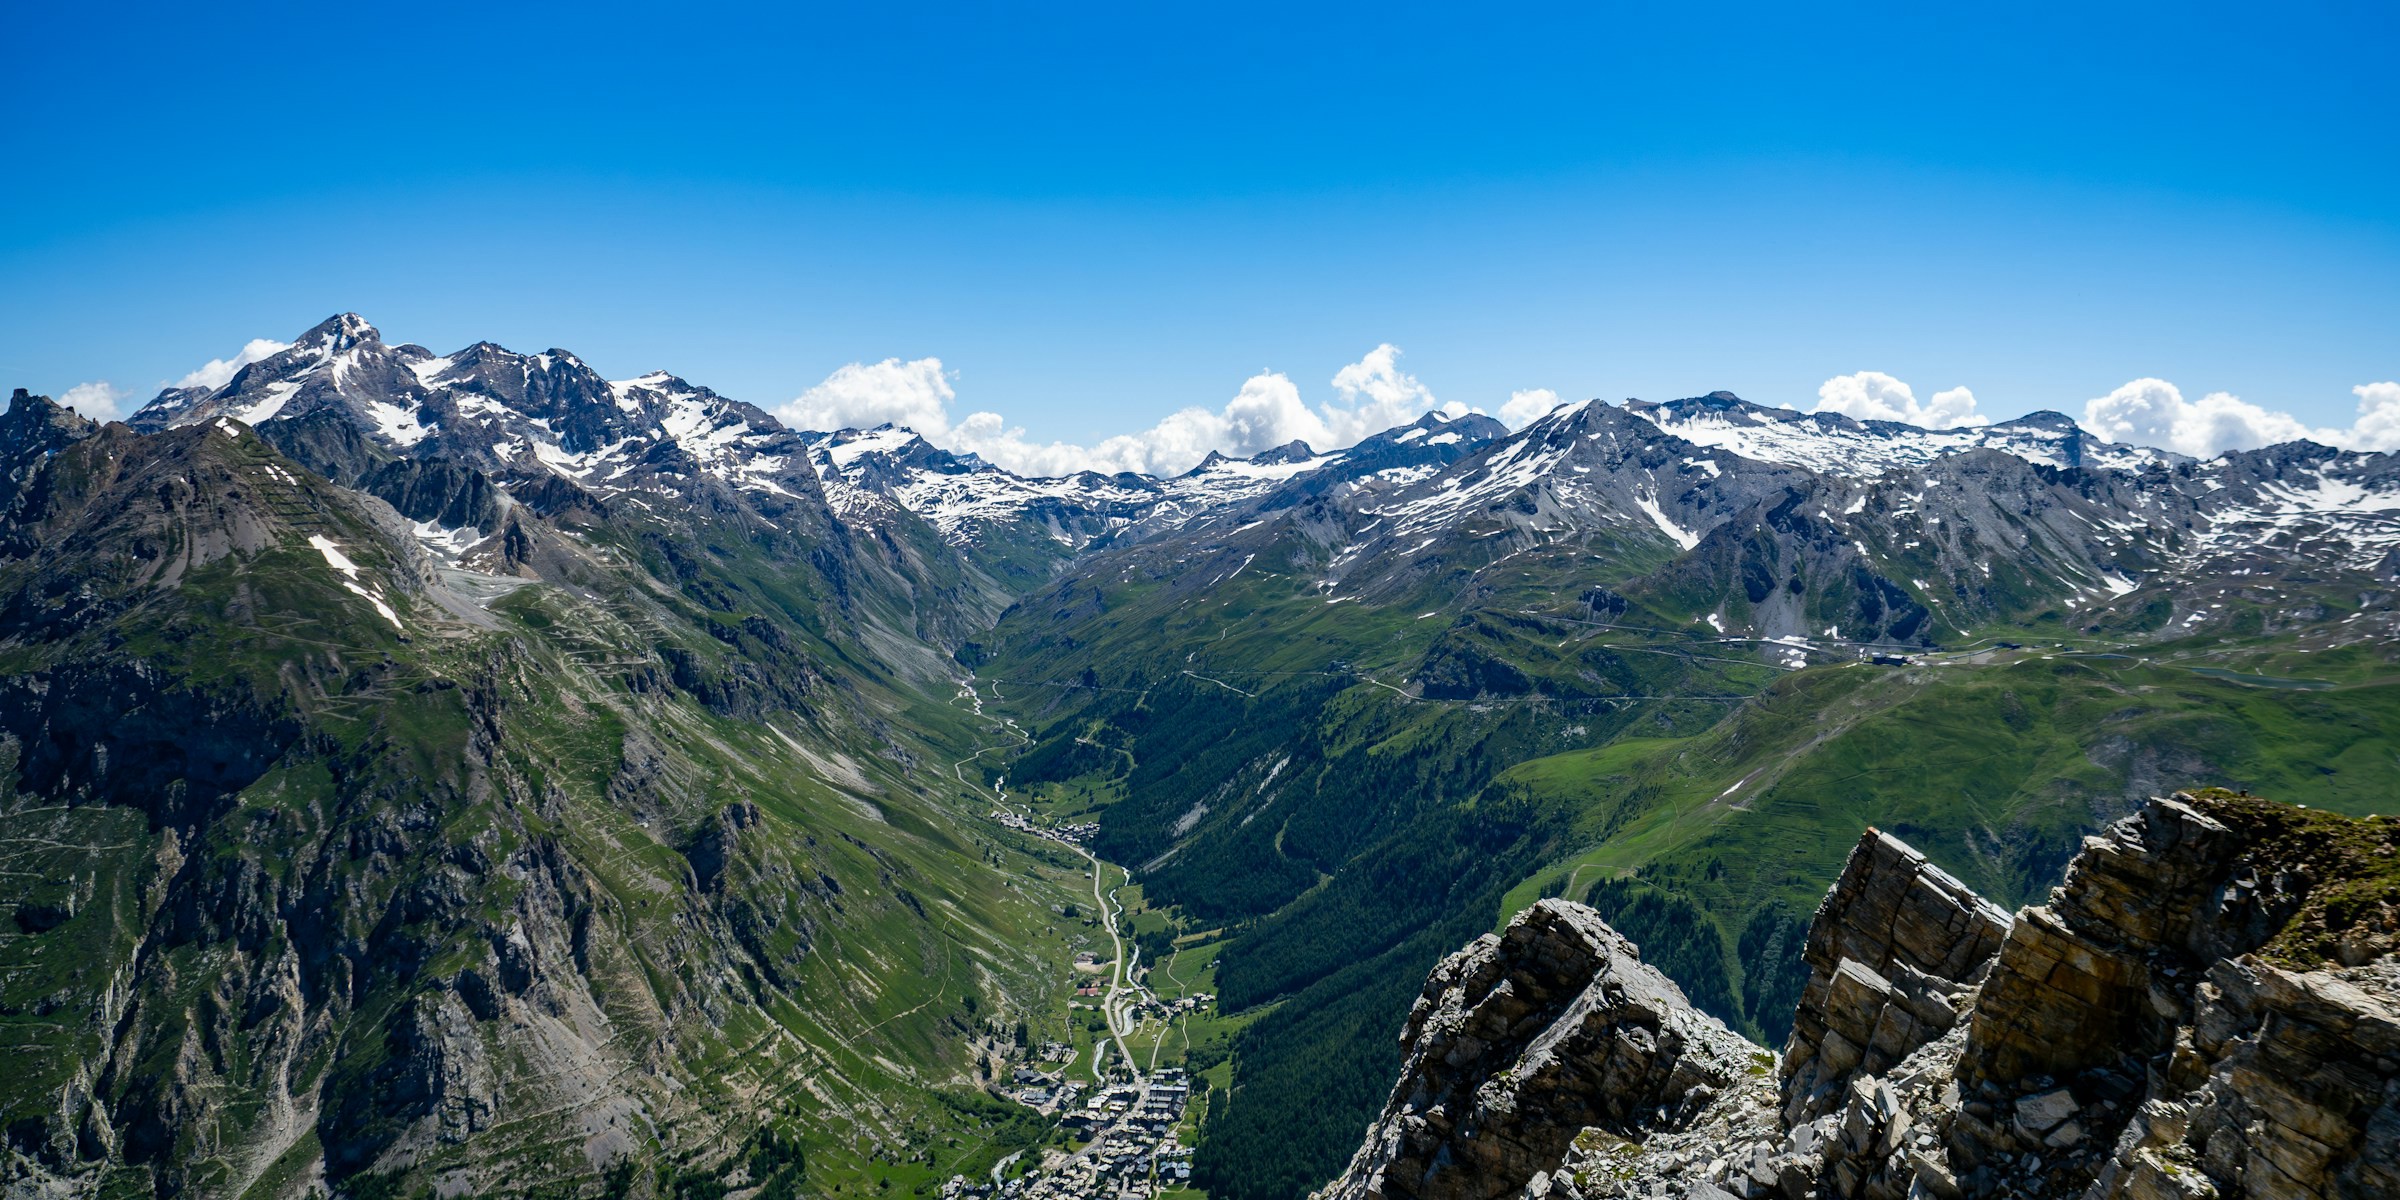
[1925,387,1980,424]
[1219,370,1328,453]
[2349,382,2400,452]
[940,371,1330,477]
[1812,371,1987,429]
[945,410,1201,477]
[1323,344,1442,445]
[786,345,1452,477]
[2080,378,2331,457]
[174,338,290,390]
[2079,379,2400,456]
[1499,388,1568,429]
[777,357,957,435]
[60,381,128,421]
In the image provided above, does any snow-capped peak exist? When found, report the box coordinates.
[123,315,820,518]
[298,312,379,353]
[1627,392,2178,477]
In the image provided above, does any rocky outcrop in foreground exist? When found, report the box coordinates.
[1316,901,1767,1200]
[1317,791,2400,1200]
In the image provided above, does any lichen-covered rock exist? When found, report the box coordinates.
[1943,793,2400,1197]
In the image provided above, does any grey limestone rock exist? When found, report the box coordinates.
[1320,793,2400,1200]
[1316,900,1764,1200]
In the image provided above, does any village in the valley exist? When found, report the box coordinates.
[945,806,1225,1200]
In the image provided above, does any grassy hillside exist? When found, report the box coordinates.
[0,419,1090,1199]
[981,489,2400,1200]
[1495,649,2400,1043]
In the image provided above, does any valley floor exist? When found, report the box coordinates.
[933,682,1220,1200]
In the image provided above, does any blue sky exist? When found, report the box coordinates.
[4,2,2395,469]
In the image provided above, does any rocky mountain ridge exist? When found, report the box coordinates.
[0,365,1074,1194]
[800,409,1511,580]
[1318,790,2400,1200]
[1626,392,2180,477]
[130,314,830,573]
[1310,395,2398,643]
[128,315,1512,584]
[114,317,2400,654]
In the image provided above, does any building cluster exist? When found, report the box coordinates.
[1009,1066,1084,1112]
[963,803,1200,1197]
[990,809,1045,837]
[1123,994,1211,1022]
[988,810,1100,845]
[1058,1070,1188,1137]
[947,1069,1197,1200]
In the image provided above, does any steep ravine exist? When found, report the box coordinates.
[1316,790,2400,1200]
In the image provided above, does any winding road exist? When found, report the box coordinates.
[952,674,1192,1187]
[1077,840,1138,1070]
[950,678,1146,1072]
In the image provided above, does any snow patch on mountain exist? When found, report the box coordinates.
[134,318,822,532]
[2182,449,2400,575]
[1629,392,2176,477]
[1634,492,1700,550]
[307,534,402,629]
[802,409,1501,551]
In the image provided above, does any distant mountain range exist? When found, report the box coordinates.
[120,313,2400,644]
[3,313,2395,1200]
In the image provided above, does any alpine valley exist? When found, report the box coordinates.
[3,315,2396,1200]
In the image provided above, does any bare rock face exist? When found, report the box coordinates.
[1316,900,1765,1200]
[1319,791,2400,1200]
[2093,956,2400,1199]
[1957,796,2243,1093]
[1927,793,2400,1198]
[1781,830,2012,1127]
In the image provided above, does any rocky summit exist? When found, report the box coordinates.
[1317,791,2400,1200]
